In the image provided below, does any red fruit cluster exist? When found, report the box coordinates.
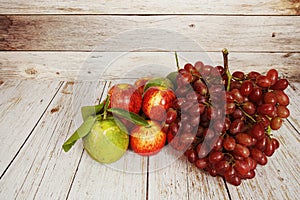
[164,58,289,186]
[108,83,175,156]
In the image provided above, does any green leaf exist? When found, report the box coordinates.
[81,102,105,121]
[143,77,174,92]
[62,116,96,152]
[107,108,149,127]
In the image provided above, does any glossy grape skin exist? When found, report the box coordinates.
[172,59,289,187]
[257,104,276,117]
[266,69,278,86]
[247,71,261,80]
[193,79,208,96]
[230,119,244,135]
[249,87,263,103]
[232,71,245,80]
[231,89,244,103]
[242,102,256,115]
[215,160,230,176]
[186,149,198,163]
[195,158,209,169]
[272,138,280,149]
[264,138,276,157]
[245,157,257,170]
[236,133,254,147]
[263,92,277,106]
[270,117,283,130]
[273,90,289,106]
[226,174,242,186]
[208,151,224,164]
[255,136,268,151]
[256,75,272,88]
[271,78,289,90]
[233,144,250,158]
[277,106,290,118]
[234,160,250,176]
[223,136,236,151]
[250,148,268,165]
[166,108,177,124]
[240,80,253,96]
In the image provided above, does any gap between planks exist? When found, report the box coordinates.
[0,81,64,179]
[0,0,299,15]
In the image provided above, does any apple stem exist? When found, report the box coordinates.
[103,95,111,120]
[175,52,180,71]
[222,48,232,91]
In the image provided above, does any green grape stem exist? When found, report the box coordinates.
[222,48,232,91]
[175,51,180,71]
[237,104,257,123]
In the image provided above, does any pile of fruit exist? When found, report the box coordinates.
[63,49,290,186]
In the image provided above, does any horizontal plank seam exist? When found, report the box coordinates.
[1,50,300,53]
[1,14,300,17]
[0,81,64,180]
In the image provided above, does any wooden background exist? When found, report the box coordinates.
[0,0,300,199]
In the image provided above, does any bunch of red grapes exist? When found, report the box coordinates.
[165,50,290,186]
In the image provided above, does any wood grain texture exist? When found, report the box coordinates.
[226,122,300,200]
[1,52,300,82]
[1,15,299,51]
[0,81,106,199]
[148,150,230,199]
[0,0,299,15]
[187,162,230,200]
[148,156,190,200]
[67,80,148,200]
[0,80,62,175]
[285,83,300,131]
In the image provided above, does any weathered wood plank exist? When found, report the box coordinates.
[0,52,299,82]
[285,83,300,131]
[0,81,106,199]
[0,80,62,176]
[148,150,230,199]
[67,80,148,200]
[148,156,189,200]
[0,0,299,15]
[226,122,300,199]
[1,15,299,51]
[187,164,230,199]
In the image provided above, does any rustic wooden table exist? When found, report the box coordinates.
[0,1,300,199]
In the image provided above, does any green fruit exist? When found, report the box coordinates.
[143,77,174,92]
[82,119,129,164]
[166,71,178,88]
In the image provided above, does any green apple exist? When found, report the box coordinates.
[82,119,129,164]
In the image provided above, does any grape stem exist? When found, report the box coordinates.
[222,48,232,91]
[266,126,272,136]
[175,51,180,71]
[237,104,256,123]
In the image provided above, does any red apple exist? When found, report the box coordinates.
[142,86,176,121]
[134,77,152,95]
[108,83,142,114]
[130,120,166,156]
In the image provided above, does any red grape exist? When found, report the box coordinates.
[271,79,289,90]
[233,144,250,158]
